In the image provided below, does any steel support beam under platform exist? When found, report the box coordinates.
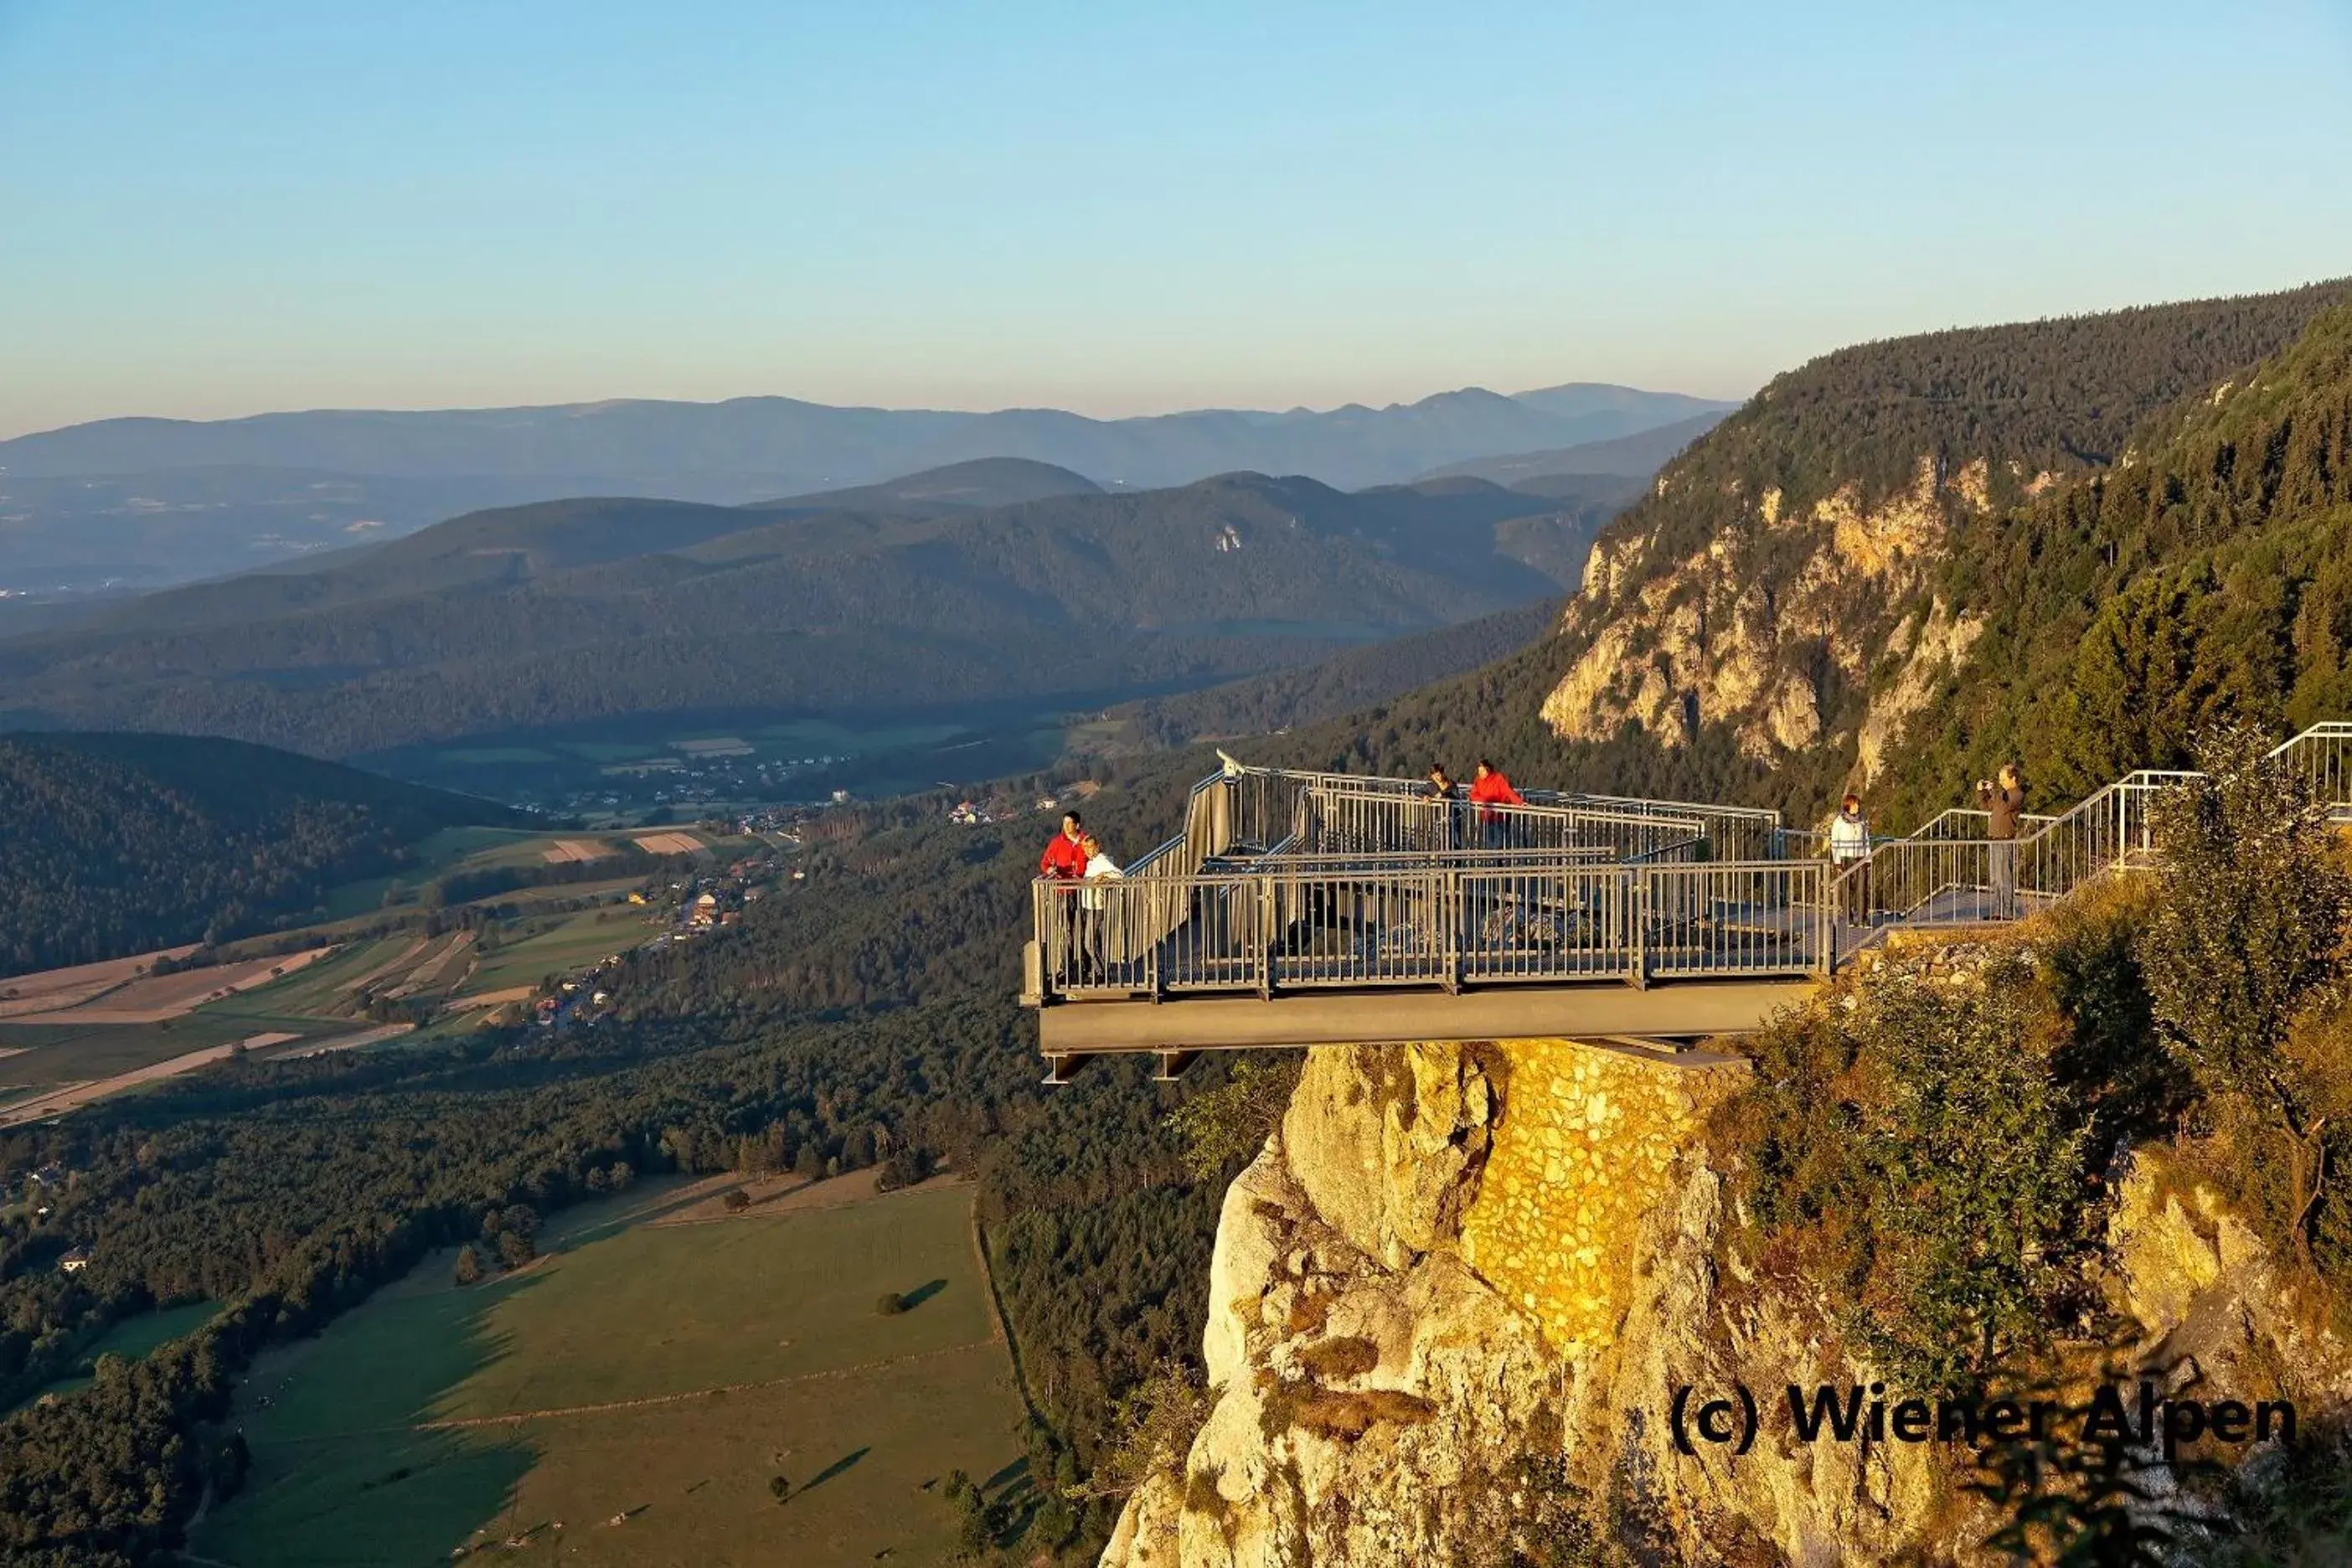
[1035,978,1813,1056]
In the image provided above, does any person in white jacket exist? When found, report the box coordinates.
[1828,792,1872,924]
[1076,835,1124,982]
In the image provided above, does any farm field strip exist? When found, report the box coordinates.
[0,945,201,1019]
[631,830,704,855]
[333,935,431,995]
[446,986,534,1010]
[193,1183,1022,1568]
[384,931,472,998]
[460,912,643,996]
[281,1023,417,1059]
[0,1008,329,1091]
[0,1038,257,1127]
[7,946,335,1025]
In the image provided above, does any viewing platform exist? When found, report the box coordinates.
[1021,726,2352,1078]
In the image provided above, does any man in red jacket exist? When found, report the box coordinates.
[1039,812,1090,984]
[1469,759,1524,848]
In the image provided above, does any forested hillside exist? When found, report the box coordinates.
[0,734,511,977]
[0,473,1582,757]
[1109,600,1560,750]
[1234,281,2352,821]
[1868,299,2352,818]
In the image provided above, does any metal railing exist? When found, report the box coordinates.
[1034,723,2352,1007]
[1907,807,2060,842]
[1839,770,2200,927]
[2272,722,2352,812]
[1034,859,1834,1000]
[1292,782,1710,864]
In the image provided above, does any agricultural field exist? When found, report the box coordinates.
[194,1180,1029,1567]
[0,945,199,1019]
[459,910,644,998]
[322,825,579,919]
[0,1011,320,1091]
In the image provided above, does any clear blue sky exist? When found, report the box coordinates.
[3,0,2349,437]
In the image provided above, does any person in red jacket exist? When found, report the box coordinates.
[1469,759,1524,848]
[1039,812,1090,984]
[1039,811,1090,880]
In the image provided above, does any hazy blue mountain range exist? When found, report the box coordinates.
[0,384,1731,591]
[1416,408,1731,486]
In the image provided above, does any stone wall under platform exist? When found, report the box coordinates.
[1457,1038,1749,1355]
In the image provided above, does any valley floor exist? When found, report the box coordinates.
[190,1173,1031,1568]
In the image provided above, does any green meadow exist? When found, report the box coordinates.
[193,1182,1026,1567]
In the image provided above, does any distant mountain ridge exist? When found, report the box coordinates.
[0,470,1600,757]
[764,456,1104,514]
[0,383,1733,489]
[1418,410,1732,486]
[0,384,1731,591]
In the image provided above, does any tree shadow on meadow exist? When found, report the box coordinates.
[193,1261,556,1566]
[793,1446,870,1497]
[896,1278,949,1310]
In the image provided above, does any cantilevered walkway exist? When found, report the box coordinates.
[1021,725,2352,1077]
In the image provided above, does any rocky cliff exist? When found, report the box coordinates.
[1524,283,2352,799]
[1103,1019,2344,1567]
[1540,453,1988,776]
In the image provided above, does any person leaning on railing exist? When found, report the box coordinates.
[1422,763,1462,849]
[1469,760,1524,850]
[1828,792,1872,925]
[1073,834,1124,984]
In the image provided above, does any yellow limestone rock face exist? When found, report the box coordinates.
[1102,1038,1776,1568]
[2105,1152,2352,1409]
[1852,596,1986,785]
[1457,1039,1746,1357]
[1541,451,1973,759]
[1814,455,1948,580]
[1103,1026,2352,1566]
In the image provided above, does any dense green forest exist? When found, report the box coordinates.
[1867,302,2352,819]
[0,733,511,979]
[1622,278,2352,570]
[0,474,1581,757]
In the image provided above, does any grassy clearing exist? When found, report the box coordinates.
[755,718,966,754]
[440,747,564,766]
[0,1023,89,1051]
[194,1184,1023,1568]
[324,826,554,918]
[207,936,410,1019]
[462,911,647,997]
[13,1301,219,1406]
